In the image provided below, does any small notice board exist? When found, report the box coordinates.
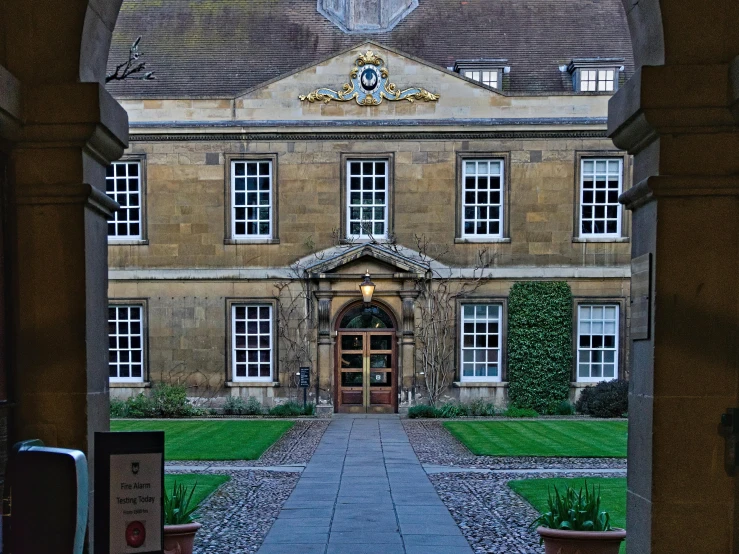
[299,366,310,388]
[95,431,164,554]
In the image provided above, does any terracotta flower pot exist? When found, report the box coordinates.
[163,522,202,554]
[536,526,626,554]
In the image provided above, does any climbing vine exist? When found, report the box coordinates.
[507,281,573,413]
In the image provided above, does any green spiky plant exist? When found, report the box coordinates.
[164,480,199,525]
[531,482,613,535]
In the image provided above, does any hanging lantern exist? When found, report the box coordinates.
[359,270,376,304]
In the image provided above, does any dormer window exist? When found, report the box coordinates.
[568,59,623,93]
[454,60,508,91]
[464,69,499,89]
[580,68,615,92]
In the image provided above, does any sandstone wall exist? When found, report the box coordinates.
[110,136,631,270]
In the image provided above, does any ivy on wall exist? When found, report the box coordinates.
[507,281,573,413]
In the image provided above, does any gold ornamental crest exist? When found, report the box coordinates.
[299,50,440,106]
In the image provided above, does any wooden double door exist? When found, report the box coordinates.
[337,331,396,413]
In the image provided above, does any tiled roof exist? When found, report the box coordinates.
[107,0,633,98]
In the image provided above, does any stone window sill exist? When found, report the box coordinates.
[108,239,149,246]
[455,237,511,244]
[109,381,150,388]
[224,238,280,245]
[339,238,393,245]
[572,237,629,243]
[453,381,508,388]
[226,381,281,388]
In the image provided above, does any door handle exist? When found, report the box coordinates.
[363,352,370,409]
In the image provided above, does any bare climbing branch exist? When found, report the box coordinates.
[409,235,494,406]
[106,36,156,83]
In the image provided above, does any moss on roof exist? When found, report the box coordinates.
[108,0,633,98]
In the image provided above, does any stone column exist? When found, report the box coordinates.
[609,65,739,553]
[315,287,335,412]
[7,83,127,547]
[399,284,418,405]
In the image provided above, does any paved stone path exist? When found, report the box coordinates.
[257,414,474,554]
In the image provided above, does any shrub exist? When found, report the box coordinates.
[576,380,628,418]
[223,396,263,416]
[408,404,440,419]
[507,282,573,413]
[152,383,199,418]
[120,384,204,418]
[110,398,128,418]
[505,406,539,418]
[466,398,497,417]
[125,393,157,418]
[554,400,575,416]
[438,402,468,418]
[268,401,314,417]
[409,401,498,418]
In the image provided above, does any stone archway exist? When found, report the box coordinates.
[0,1,128,549]
[609,1,739,551]
[334,300,400,413]
[0,0,736,550]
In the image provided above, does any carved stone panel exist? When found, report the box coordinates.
[318,298,332,337]
[401,295,415,336]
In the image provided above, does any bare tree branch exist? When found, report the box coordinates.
[408,235,494,406]
[106,36,156,83]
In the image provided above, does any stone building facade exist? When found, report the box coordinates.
[106,0,634,413]
[3,0,736,550]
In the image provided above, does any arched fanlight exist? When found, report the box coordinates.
[359,270,376,304]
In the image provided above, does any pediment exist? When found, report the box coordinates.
[233,41,510,122]
[305,243,428,277]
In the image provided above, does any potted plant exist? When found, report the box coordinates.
[163,480,202,554]
[532,482,626,554]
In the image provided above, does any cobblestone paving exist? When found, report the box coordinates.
[174,418,626,554]
[186,469,300,554]
[404,419,627,554]
[165,420,329,554]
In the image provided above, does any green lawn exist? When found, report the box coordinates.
[509,477,626,553]
[164,474,230,511]
[111,420,293,460]
[443,420,627,457]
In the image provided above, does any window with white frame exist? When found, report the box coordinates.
[108,305,145,382]
[577,304,619,382]
[347,160,388,239]
[232,160,273,238]
[463,70,499,89]
[232,304,272,381]
[580,158,622,237]
[461,304,502,381]
[106,161,142,239]
[579,69,615,92]
[462,159,504,238]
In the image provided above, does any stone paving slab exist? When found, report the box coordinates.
[257,543,326,554]
[257,415,473,554]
